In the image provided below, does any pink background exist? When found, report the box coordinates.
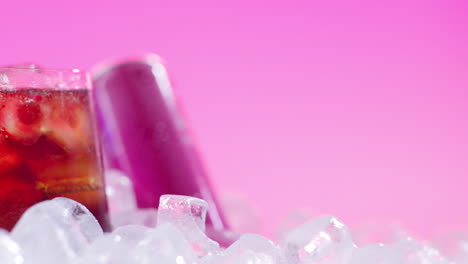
[2,0,467,239]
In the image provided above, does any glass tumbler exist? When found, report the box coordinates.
[0,67,110,231]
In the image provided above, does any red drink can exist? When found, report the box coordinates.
[0,67,110,231]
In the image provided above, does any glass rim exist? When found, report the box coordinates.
[0,66,91,90]
[0,66,85,73]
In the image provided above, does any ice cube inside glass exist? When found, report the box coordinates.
[0,67,110,231]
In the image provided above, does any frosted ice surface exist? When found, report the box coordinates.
[76,232,132,264]
[226,234,281,259]
[158,195,208,231]
[11,197,103,264]
[0,230,23,264]
[105,169,137,214]
[158,195,220,256]
[112,225,151,244]
[134,223,197,264]
[276,209,314,243]
[77,225,150,264]
[111,208,158,229]
[3,192,466,264]
[77,224,195,264]
[394,238,450,264]
[432,232,468,263]
[349,244,403,264]
[105,170,158,229]
[352,222,408,247]
[208,234,282,264]
[283,215,355,264]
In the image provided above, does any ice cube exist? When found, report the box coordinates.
[283,215,355,264]
[208,234,282,264]
[76,225,151,264]
[275,209,314,243]
[158,195,208,231]
[110,208,158,229]
[136,223,197,263]
[432,232,468,263]
[105,170,137,214]
[0,230,23,264]
[158,195,220,256]
[41,96,92,152]
[104,170,157,230]
[394,237,450,264]
[77,224,196,264]
[112,225,150,244]
[349,244,403,264]
[0,95,42,145]
[75,233,131,264]
[11,197,103,264]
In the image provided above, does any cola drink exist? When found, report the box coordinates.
[0,67,110,231]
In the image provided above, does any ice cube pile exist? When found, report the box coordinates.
[0,171,467,264]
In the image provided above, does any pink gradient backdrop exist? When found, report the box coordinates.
[2,0,467,238]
